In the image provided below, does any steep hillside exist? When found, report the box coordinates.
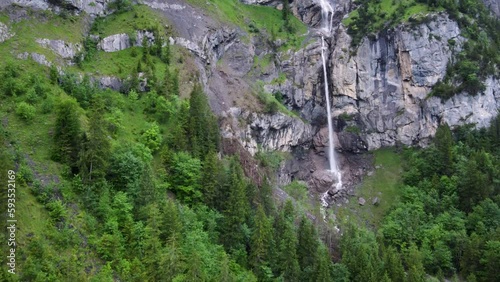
[0,0,499,281]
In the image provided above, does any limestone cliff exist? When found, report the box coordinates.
[328,13,499,150]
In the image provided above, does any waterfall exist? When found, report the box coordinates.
[318,0,342,206]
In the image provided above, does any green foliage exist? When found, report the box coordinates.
[378,115,500,280]
[249,205,274,280]
[187,84,220,159]
[46,199,68,222]
[52,98,82,170]
[345,0,435,47]
[220,157,251,260]
[78,98,111,185]
[185,0,307,50]
[255,84,298,117]
[341,223,383,282]
[140,122,162,152]
[345,125,361,134]
[283,180,308,202]
[168,152,202,204]
[255,149,286,170]
[434,123,454,176]
[15,101,36,121]
[200,151,223,208]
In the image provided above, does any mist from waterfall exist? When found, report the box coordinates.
[318,0,342,204]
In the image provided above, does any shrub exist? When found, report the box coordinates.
[140,122,162,152]
[16,102,36,121]
[46,200,68,222]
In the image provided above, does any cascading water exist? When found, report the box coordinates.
[317,0,342,207]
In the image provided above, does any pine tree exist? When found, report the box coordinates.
[249,205,274,280]
[187,84,219,159]
[384,245,406,282]
[201,151,222,208]
[79,98,110,185]
[53,98,81,171]
[159,199,182,242]
[278,220,301,281]
[434,123,454,176]
[220,158,249,255]
[297,217,319,279]
[282,0,291,31]
[313,245,333,282]
[340,223,383,282]
[405,244,426,282]
[159,67,172,98]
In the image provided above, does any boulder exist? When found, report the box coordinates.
[98,33,131,52]
[358,197,366,206]
[36,38,81,59]
[0,22,14,43]
[311,170,339,193]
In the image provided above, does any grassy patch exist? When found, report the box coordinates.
[185,0,307,50]
[92,5,170,37]
[343,0,443,47]
[73,47,166,79]
[282,180,323,219]
[336,148,404,229]
[0,10,86,64]
[253,81,299,118]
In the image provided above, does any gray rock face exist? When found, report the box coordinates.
[0,0,49,11]
[98,33,131,52]
[98,30,155,52]
[222,108,313,155]
[239,0,280,5]
[0,22,14,43]
[69,0,109,15]
[249,111,313,151]
[325,13,499,150]
[31,53,51,66]
[0,0,110,15]
[36,38,81,59]
[482,0,500,17]
[293,0,352,28]
[97,76,123,91]
[310,170,340,193]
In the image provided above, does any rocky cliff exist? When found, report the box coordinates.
[1,0,498,202]
[137,0,499,194]
[0,0,110,15]
[327,13,499,150]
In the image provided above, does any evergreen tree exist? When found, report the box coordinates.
[278,220,301,281]
[159,199,182,242]
[53,98,82,171]
[159,67,173,98]
[405,244,426,282]
[282,0,292,32]
[313,245,333,282]
[167,100,189,152]
[249,205,274,280]
[220,157,250,258]
[434,123,454,176]
[187,84,219,159]
[341,224,383,282]
[384,245,406,282]
[297,217,319,279]
[79,98,110,185]
[201,151,222,208]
